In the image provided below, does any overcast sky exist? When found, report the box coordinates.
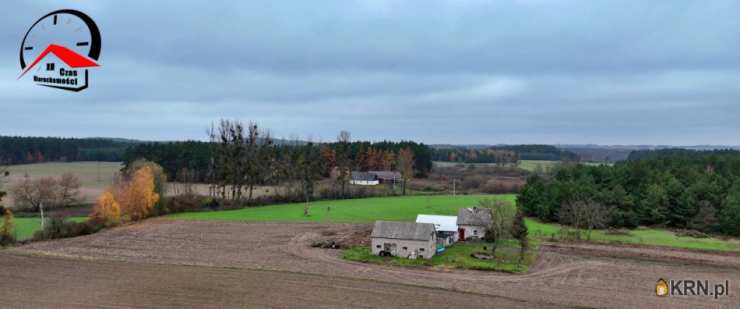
[2,1,739,145]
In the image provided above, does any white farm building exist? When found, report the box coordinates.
[415,214,459,247]
[371,221,437,259]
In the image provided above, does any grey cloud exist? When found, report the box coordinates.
[1,0,739,145]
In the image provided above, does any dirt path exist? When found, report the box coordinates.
[5,220,739,308]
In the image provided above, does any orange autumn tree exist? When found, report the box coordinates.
[117,166,160,221]
[90,191,121,226]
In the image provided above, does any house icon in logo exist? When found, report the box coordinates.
[18,44,99,91]
[656,278,669,297]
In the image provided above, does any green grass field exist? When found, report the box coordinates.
[517,160,559,172]
[12,217,87,241]
[344,239,539,273]
[169,194,740,252]
[434,159,560,172]
[170,194,515,223]
[527,219,740,252]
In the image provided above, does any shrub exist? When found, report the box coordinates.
[33,216,103,241]
[165,193,204,214]
[462,175,485,190]
[675,229,710,238]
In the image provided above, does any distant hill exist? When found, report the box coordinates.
[431,144,578,163]
[0,136,138,164]
[626,148,740,161]
[557,144,740,162]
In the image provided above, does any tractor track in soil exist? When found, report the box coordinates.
[2,219,738,308]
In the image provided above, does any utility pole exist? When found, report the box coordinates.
[39,202,45,230]
[452,178,457,197]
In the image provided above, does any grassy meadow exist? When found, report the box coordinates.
[434,159,560,172]
[517,160,559,172]
[12,217,87,241]
[170,194,515,223]
[170,194,740,252]
[344,239,539,273]
[527,219,740,252]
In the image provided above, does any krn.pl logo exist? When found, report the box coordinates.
[656,278,669,297]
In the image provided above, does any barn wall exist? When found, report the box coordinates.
[371,237,436,259]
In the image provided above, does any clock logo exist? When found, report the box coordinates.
[18,9,101,92]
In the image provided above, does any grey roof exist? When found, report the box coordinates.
[457,207,492,226]
[351,171,376,181]
[371,221,436,241]
[368,171,401,180]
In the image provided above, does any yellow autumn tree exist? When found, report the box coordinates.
[0,208,15,245]
[118,166,160,221]
[91,190,121,226]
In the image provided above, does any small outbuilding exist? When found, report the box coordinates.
[368,171,401,184]
[457,207,492,240]
[371,221,437,259]
[415,214,459,247]
[350,171,401,186]
[350,172,380,186]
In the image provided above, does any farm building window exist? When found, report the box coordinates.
[473,230,478,235]
[419,248,425,252]
[376,245,381,248]
[402,247,408,250]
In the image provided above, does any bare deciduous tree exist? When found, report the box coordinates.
[298,141,323,216]
[58,172,82,207]
[335,131,352,197]
[397,147,415,195]
[583,202,610,240]
[559,200,610,240]
[173,168,197,196]
[480,199,515,256]
[11,175,59,211]
[245,123,274,202]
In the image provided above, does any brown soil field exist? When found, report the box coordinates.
[3,220,739,308]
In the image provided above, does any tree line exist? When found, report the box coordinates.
[0,136,133,164]
[122,124,433,185]
[200,121,422,204]
[432,145,578,164]
[518,150,740,235]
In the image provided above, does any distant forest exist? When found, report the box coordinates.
[625,148,740,161]
[518,150,740,235]
[0,136,133,164]
[432,145,579,163]
[123,140,433,183]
